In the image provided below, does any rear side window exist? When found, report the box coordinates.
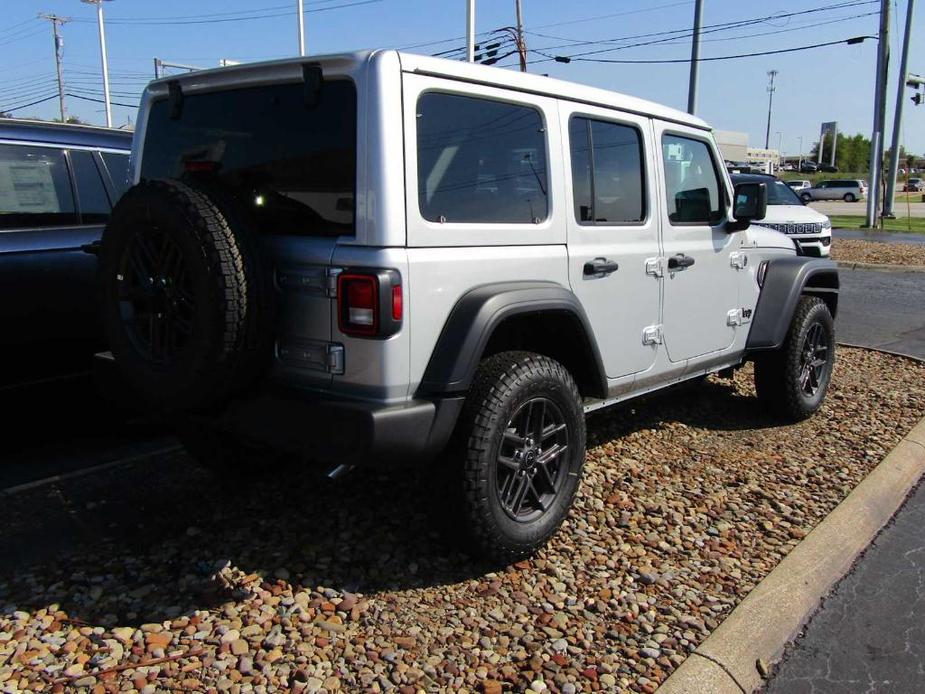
[0,144,77,230]
[141,80,357,237]
[69,149,112,224]
[569,116,645,224]
[416,92,548,224]
[661,134,724,225]
[101,151,130,200]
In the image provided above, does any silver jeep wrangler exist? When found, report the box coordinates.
[100,51,838,561]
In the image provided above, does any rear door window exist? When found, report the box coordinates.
[416,92,548,224]
[0,144,77,230]
[141,80,357,237]
[69,149,112,224]
[100,151,130,200]
[569,116,645,224]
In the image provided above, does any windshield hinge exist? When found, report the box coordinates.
[645,257,664,278]
[729,252,749,270]
[327,344,345,375]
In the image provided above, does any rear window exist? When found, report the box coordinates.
[0,144,77,230]
[416,92,548,224]
[141,80,357,237]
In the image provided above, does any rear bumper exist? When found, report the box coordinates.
[210,389,464,467]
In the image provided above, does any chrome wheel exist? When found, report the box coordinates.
[799,322,829,397]
[497,397,569,523]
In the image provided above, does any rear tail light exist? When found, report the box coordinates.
[337,269,402,338]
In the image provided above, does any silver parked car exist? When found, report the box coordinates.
[798,179,866,203]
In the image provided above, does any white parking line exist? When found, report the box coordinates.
[0,444,183,496]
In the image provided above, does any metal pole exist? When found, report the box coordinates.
[466,0,476,63]
[777,131,783,170]
[830,123,837,167]
[798,136,803,171]
[884,0,916,217]
[866,0,891,227]
[765,70,777,149]
[297,0,305,56]
[153,57,160,79]
[95,1,112,127]
[686,0,704,114]
[515,0,527,72]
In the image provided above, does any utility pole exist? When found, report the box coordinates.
[687,0,704,114]
[81,0,113,128]
[514,0,527,72]
[297,0,305,56]
[884,0,916,217]
[866,0,891,227]
[798,136,803,171]
[765,70,778,149]
[39,13,70,122]
[466,0,476,63]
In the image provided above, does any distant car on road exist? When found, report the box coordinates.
[800,161,818,173]
[903,178,924,192]
[798,179,866,203]
[0,119,132,387]
[817,163,838,173]
[733,174,832,257]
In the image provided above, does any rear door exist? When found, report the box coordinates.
[559,102,661,379]
[656,125,739,362]
[0,143,105,382]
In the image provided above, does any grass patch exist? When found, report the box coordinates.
[828,215,925,233]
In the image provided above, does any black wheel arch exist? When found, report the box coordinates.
[418,281,608,399]
[746,256,839,352]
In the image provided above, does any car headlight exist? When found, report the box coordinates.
[821,218,832,230]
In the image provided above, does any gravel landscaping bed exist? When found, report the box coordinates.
[831,238,925,267]
[2,348,924,694]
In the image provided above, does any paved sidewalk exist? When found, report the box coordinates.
[765,480,925,693]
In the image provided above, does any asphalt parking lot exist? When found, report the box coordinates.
[811,200,925,217]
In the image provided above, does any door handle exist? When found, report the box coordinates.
[667,253,695,271]
[583,257,619,276]
[81,240,101,256]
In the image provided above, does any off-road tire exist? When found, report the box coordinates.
[754,296,835,421]
[448,351,586,563]
[99,179,272,411]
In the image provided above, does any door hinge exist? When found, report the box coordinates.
[642,324,663,345]
[726,307,753,326]
[326,267,342,298]
[327,343,345,375]
[645,257,664,278]
[730,252,749,270]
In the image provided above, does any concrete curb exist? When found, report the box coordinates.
[836,260,925,273]
[657,416,925,694]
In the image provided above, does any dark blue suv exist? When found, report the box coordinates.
[0,119,132,387]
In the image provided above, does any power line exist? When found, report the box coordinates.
[0,93,60,114]
[543,36,875,65]
[65,92,137,108]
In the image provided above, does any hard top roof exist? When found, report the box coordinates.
[148,49,710,131]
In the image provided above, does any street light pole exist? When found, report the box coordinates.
[466,0,476,63]
[884,0,916,217]
[297,0,305,56]
[687,0,704,115]
[765,70,778,149]
[81,0,113,127]
[866,0,891,227]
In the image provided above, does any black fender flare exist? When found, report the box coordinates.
[419,281,607,397]
[746,256,839,351]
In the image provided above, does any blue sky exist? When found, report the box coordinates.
[2,0,922,157]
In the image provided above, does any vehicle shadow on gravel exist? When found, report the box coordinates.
[0,375,784,628]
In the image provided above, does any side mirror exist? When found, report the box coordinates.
[726,182,768,232]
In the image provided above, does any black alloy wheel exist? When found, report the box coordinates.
[497,397,569,523]
[117,226,195,367]
[798,322,829,398]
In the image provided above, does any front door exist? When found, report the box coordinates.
[560,103,661,379]
[656,126,739,363]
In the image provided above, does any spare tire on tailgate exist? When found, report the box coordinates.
[99,179,273,411]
